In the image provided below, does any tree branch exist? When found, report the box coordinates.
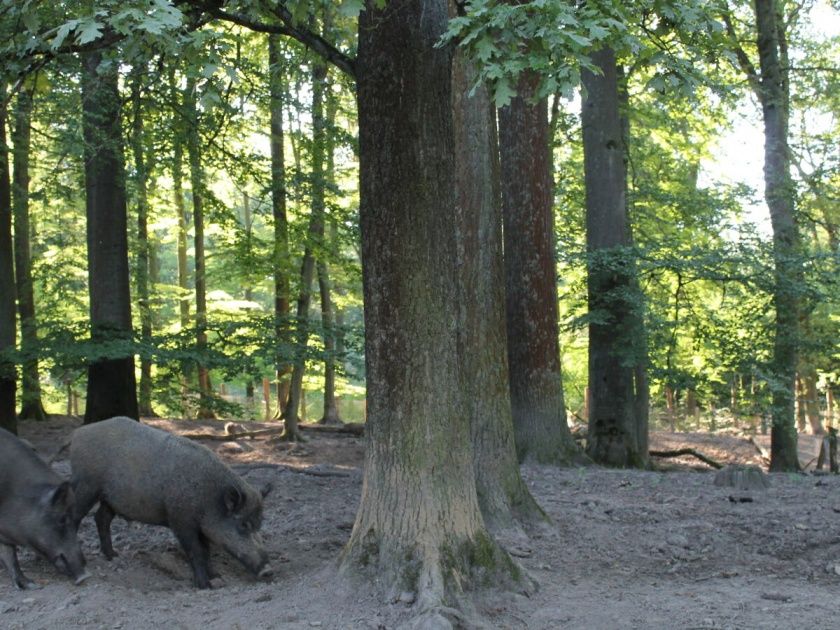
[182,0,356,79]
[721,7,761,98]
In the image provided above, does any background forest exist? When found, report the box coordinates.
[0,0,837,446]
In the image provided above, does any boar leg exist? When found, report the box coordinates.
[174,527,212,589]
[94,503,118,559]
[70,476,101,528]
[0,544,36,590]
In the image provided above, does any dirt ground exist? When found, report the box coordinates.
[4,416,840,629]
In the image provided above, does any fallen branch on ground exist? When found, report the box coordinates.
[182,422,365,442]
[232,462,353,478]
[649,448,724,469]
[299,422,365,436]
[182,427,285,441]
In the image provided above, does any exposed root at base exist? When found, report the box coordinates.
[340,530,528,628]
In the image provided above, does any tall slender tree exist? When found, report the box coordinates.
[184,75,214,419]
[724,0,801,470]
[281,56,328,440]
[80,50,138,424]
[268,34,292,417]
[0,83,17,434]
[11,85,47,421]
[499,69,583,465]
[130,65,157,417]
[317,52,342,426]
[581,48,648,468]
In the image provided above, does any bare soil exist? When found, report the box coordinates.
[4,416,840,629]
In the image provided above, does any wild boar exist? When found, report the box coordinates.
[0,427,90,589]
[69,417,272,588]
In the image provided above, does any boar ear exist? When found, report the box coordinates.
[46,482,73,510]
[260,483,273,498]
[223,485,244,514]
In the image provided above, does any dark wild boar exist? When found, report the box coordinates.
[0,427,90,589]
[69,417,272,588]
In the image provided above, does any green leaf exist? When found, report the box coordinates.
[51,20,79,51]
[338,0,364,18]
[75,19,103,46]
[493,78,516,108]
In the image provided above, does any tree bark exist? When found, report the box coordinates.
[754,0,800,471]
[11,86,47,421]
[184,76,214,419]
[340,1,517,611]
[498,70,582,465]
[0,84,17,434]
[453,55,546,532]
[268,35,292,418]
[80,51,138,424]
[130,66,157,418]
[581,48,648,468]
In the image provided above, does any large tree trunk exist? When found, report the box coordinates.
[341,1,517,614]
[80,51,138,424]
[130,67,157,418]
[184,76,214,419]
[755,0,800,471]
[268,35,292,418]
[498,70,583,465]
[11,86,47,421]
[453,55,545,532]
[0,84,17,434]
[280,59,328,441]
[581,48,648,468]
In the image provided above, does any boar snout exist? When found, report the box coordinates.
[257,564,273,580]
[73,570,92,585]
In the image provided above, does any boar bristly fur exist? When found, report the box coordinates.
[0,428,90,588]
[69,417,271,588]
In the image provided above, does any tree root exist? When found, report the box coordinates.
[649,448,723,469]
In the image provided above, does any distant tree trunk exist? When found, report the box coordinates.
[686,388,699,426]
[498,69,582,465]
[754,0,800,471]
[581,48,648,468]
[0,84,17,434]
[184,76,214,419]
[801,367,823,434]
[268,35,292,418]
[317,262,341,425]
[453,54,545,531]
[281,60,327,440]
[341,0,517,610]
[665,386,676,431]
[11,86,47,421]
[130,67,157,418]
[795,374,807,432]
[80,51,138,424]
